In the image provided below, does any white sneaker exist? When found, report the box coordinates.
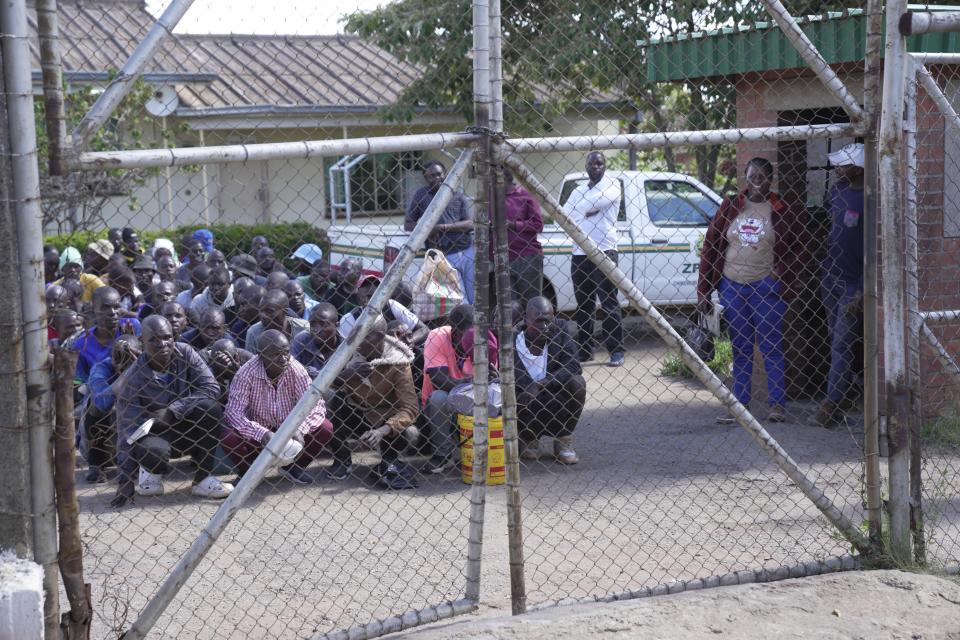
[135,467,164,496]
[191,476,234,499]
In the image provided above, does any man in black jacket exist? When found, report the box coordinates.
[514,297,586,464]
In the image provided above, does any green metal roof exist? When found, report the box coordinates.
[646,9,960,82]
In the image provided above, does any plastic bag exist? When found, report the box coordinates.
[685,313,716,363]
[410,249,465,321]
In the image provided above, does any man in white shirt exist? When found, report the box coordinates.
[562,151,625,367]
[513,297,586,464]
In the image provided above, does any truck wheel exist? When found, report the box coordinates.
[542,280,558,312]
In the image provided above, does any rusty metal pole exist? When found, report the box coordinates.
[35,0,68,176]
[879,0,912,563]
[862,0,885,550]
[53,348,92,639]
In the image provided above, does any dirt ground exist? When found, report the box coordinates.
[396,570,960,639]
[75,325,960,639]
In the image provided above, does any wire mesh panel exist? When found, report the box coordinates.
[905,59,960,572]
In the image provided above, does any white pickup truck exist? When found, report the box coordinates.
[326,170,722,313]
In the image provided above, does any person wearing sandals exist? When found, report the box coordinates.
[514,297,586,464]
[697,157,810,424]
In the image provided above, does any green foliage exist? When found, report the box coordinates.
[35,74,173,232]
[343,0,849,187]
[921,412,960,453]
[44,222,329,264]
[660,337,732,380]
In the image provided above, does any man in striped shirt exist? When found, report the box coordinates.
[222,329,332,484]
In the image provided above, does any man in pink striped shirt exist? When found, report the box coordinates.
[222,329,332,484]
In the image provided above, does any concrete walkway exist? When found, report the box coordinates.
[398,570,960,639]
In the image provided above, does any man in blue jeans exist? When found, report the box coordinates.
[404,160,475,304]
[813,143,865,427]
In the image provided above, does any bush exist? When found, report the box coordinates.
[660,337,733,381]
[44,222,329,264]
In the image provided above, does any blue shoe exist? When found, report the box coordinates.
[608,352,625,367]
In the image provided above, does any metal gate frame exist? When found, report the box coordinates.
[27,0,956,637]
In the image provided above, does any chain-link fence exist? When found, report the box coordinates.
[12,0,960,638]
[903,53,960,572]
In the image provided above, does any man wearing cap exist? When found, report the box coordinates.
[298,259,334,305]
[83,239,115,277]
[338,274,428,348]
[405,161,476,304]
[813,143,866,428]
[223,329,331,484]
[54,246,107,302]
[120,228,144,266]
[193,228,215,253]
[290,243,324,276]
[230,253,259,282]
[132,255,158,299]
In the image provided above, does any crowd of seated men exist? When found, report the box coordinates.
[44,227,585,506]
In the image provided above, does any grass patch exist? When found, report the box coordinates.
[921,412,960,453]
[660,338,732,381]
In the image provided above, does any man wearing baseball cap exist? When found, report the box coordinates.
[813,143,865,427]
[289,243,323,276]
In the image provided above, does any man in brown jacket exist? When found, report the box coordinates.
[325,315,420,482]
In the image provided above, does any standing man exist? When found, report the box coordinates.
[223,330,332,484]
[499,168,545,308]
[813,143,865,427]
[111,315,232,506]
[405,160,476,304]
[563,151,625,367]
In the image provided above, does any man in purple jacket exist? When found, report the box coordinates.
[499,168,545,308]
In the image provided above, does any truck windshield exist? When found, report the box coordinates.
[644,180,719,226]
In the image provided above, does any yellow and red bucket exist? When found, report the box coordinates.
[457,414,505,485]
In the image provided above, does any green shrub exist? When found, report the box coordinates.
[660,337,733,381]
[921,412,960,453]
[44,222,329,264]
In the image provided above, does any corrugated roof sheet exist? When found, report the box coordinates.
[647,9,960,82]
[169,34,422,110]
[25,0,444,114]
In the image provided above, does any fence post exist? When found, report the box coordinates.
[862,0,885,548]
[1,0,61,636]
[879,0,912,564]
[488,0,527,616]
[0,28,32,561]
[464,0,491,606]
[903,73,926,564]
[53,348,92,637]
